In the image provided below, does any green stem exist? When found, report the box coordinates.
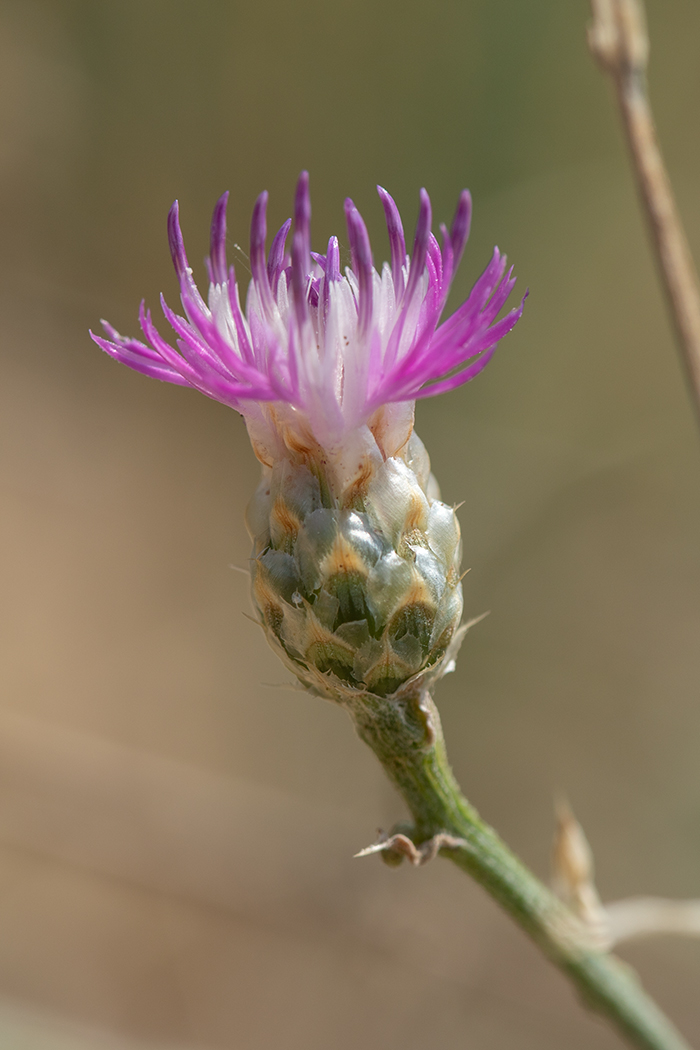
[349,690,692,1050]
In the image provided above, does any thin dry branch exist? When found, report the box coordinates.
[589,0,700,420]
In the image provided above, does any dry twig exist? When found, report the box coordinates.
[589,0,700,419]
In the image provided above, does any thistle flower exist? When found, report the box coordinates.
[91,173,525,703]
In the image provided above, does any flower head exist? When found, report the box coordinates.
[91,174,526,702]
[92,173,525,496]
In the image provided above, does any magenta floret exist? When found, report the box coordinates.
[91,173,526,444]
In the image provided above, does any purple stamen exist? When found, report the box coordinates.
[166,202,213,334]
[320,235,341,324]
[291,229,310,330]
[293,171,311,276]
[325,236,341,282]
[289,173,312,331]
[208,192,229,286]
[167,201,188,281]
[404,188,432,306]
[250,191,276,318]
[267,219,292,291]
[449,190,472,273]
[344,199,374,334]
[377,186,406,300]
[439,223,454,296]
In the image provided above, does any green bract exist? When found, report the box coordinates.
[247,434,464,703]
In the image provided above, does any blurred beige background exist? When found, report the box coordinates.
[0,0,699,1046]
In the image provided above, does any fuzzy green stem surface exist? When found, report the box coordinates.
[349,690,691,1050]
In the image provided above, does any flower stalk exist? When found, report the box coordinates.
[351,686,692,1050]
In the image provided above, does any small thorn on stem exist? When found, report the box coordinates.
[355,830,468,866]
